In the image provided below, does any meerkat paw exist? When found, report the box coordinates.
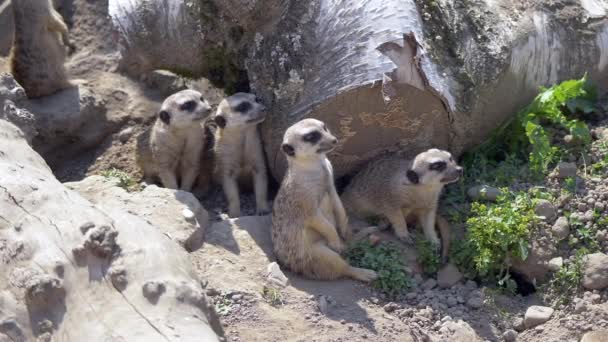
[395,231,413,244]
[328,239,344,253]
[349,267,378,282]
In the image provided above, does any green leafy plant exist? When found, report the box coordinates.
[591,141,608,176]
[262,286,284,307]
[416,236,440,275]
[453,191,539,286]
[543,249,587,306]
[345,241,411,297]
[100,168,142,192]
[568,215,600,252]
[563,176,577,194]
[214,294,233,316]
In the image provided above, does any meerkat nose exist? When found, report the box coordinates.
[331,138,338,144]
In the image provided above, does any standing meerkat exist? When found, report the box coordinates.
[213,93,269,217]
[136,89,212,191]
[341,149,462,250]
[9,0,74,98]
[271,118,377,281]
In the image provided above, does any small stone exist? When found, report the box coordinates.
[595,202,606,211]
[535,200,557,221]
[318,295,329,314]
[551,216,570,241]
[466,297,483,309]
[582,253,608,290]
[557,162,577,179]
[446,296,458,307]
[513,317,525,332]
[524,306,554,328]
[548,257,563,271]
[467,185,502,201]
[266,262,289,287]
[182,208,196,222]
[502,329,518,342]
[574,300,587,314]
[118,127,134,143]
[465,280,477,289]
[383,302,399,313]
[206,288,220,296]
[79,221,95,235]
[578,203,588,212]
[437,263,463,288]
[421,278,437,290]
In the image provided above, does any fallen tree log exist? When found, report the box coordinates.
[0,117,223,341]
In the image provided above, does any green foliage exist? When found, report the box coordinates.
[345,241,411,297]
[262,286,284,307]
[214,294,233,316]
[544,249,587,306]
[563,176,577,194]
[568,214,600,252]
[416,236,440,276]
[452,191,539,285]
[463,75,597,177]
[591,141,608,176]
[100,168,141,192]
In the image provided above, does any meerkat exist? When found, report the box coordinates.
[212,93,269,217]
[9,0,74,98]
[136,89,212,191]
[271,118,377,282]
[341,149,463,251]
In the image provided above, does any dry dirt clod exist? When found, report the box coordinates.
[524,306,554,329]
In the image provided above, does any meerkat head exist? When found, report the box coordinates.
[405,148,463,186]
[158,89,212,129]
[281,118,338,160]
[213,93,266,130]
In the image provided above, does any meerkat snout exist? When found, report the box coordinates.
[405,148,462,186]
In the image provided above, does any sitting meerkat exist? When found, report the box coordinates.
[341,149,463,250]
[9,0,74,98]
[271,118,377,282]
[213,93,269,217]
[136,89,212,191]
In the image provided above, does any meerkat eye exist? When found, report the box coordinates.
[180,100,197,112]
[200,96,206,103]
[429,161,447,172]
[235,101,252,113]
[302,131,321,144]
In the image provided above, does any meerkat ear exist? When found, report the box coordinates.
[159,110,170,125]
[281,143,295,157]
[406,169,419,184]
[214,115,226,128]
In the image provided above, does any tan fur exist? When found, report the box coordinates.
[212,93,269,217]
[136,89,212,191]
[9,0,73,98]
[271,119,377,282]
[341,149,462,254]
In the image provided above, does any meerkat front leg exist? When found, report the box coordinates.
[309,210,343,253]
[180,136,204,192]
[385,208,412,243]
[158,168,179,190]
[329,185,350,241]
[222,173,241,217]
[48,11,73,52]
[420,209,441,249]
[253,166,270,215]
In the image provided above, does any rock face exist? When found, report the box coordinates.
[0,119,223,340]
[66,176,210,252]
[524,306,554,329]
[581,253,608,290]
[112,0,608,181]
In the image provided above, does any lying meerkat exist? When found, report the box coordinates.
[271,118,377,282]
[213,93,269,217]
[341,148,462,250]
[136,89,212,191]
[9,0,74,98]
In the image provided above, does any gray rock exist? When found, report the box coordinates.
[551,217,570,241]
[574,300,587,314]
[318,295,329,315]
[267,262,289,287]
[512,317,525,332]
[144,70,187,97]
[557,162,577,179]
[421,278,437,291]
[582,253,608,290]
[548,257,563,272]
[467,185,502,201]
[437,263,463,288]
[524,306,554,329]
[535,200,557,222]
[466,297,483,309]
[502,329,518,342]
[581,330,608,342]
[117,127,134,143]
[383,302,399,313]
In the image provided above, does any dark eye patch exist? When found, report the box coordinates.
[235,101,252,113]
[429,161,447,172]
[180,100,197,112]
[302,131,321,144]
